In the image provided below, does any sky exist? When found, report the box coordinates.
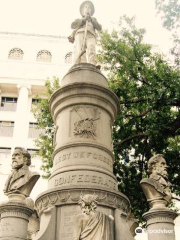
[0,0,173,54]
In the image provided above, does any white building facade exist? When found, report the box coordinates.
[0,32,73,200]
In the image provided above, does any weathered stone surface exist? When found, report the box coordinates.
[35,63,134,240]
[73,195,114,240]
[141,154,177,240]
[61,63,108,87]
[143,209,178,240]
[141,154,172,209]
[0,148,40,240]
[114,210,138,240]
[35,187,130,216]
[0,201,34,240]
[68,1,102,65]
[3,147,40,198]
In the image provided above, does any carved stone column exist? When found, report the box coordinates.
[34,63,133,240]
[0,195,33,240]
[143,209,177,240]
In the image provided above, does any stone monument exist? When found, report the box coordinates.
[33,2,137,240]
[141,154,177,240]
[74,194,114,240]
[0,147,40,240]
[68,1,102,66]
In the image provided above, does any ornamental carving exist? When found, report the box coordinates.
[71,107,100,139]
[35,188,130,216]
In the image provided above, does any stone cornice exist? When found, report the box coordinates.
[35,186,130,216]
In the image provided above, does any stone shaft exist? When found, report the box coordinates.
[35,63,133,240]
[0,201,33,240]
[143,209,178,240]
[49,63,119,192]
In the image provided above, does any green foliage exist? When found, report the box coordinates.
[155,0,180,68]
[31,77,60,178]
[156,0,180,30]
[98,16,180,223]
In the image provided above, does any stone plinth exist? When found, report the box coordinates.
[0,200,33,240]
[143,209,178,240]
[35,63,134,240]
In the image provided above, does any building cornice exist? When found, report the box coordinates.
[0,31,67,40]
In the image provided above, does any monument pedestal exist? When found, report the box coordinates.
[143,208,177,240]
[0,198,33,240]
[34,63,135,240]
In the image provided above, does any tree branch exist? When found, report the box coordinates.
[114,133,148,146]
[161,114,180,136]
[119,98,146,104]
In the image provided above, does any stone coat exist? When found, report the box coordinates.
[4,166,40,197]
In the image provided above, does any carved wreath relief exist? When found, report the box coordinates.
[71,107,100,139]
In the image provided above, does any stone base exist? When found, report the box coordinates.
[143,208,178,240]
[0,201,33,240]
[34,186,134,240]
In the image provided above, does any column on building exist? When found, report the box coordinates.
[0,88,1,106]
[13,84,31,149]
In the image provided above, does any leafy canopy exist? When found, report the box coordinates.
[98,15,180,222]
[32,15,180,223]
[156,0,180,30]
[31,77,59,178]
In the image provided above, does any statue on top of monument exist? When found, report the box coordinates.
[74,194,114,240]
[68,1,102,66]
[140,154,172,208]
[3,147,40,198]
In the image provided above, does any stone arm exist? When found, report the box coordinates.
[91,17,102,31]
[71,18,86,29]
[73,219,83,240]
[71,17,102,31]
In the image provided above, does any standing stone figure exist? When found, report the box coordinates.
[69,1,102,65]
[74,194,113,240]
[141,154,172,208]
[3,147,40,197]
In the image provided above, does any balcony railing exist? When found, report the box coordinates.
[0,126,14,137]
[28,128,45,138]
[0,102,17,112]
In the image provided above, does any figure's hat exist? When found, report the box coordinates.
[80,1,95,16]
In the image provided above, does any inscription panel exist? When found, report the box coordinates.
[53,147,113,172]
[49,171,118,191]
[58,207,80,240]
[0,222,15,237]
[57,205,114,240]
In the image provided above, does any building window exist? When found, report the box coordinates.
[8,48,24,60]
[0,121,14,137]
[31,98,40,110]
[28,122,44,138]
[0,148,11,158]
[36,50,52,62]
[27,149,39,157]
[0,97,17,111]
[65,52,72,63]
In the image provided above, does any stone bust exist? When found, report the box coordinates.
[69,1,102,66]
[141,154,172,208]
[74,194,113,240]
[3,147,40,198]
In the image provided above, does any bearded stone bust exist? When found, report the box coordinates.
[140,154,172,208]
[3,147,40,198]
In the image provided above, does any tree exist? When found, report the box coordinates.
[155,0,180,67]
[156,0,180,30]
[32,16,180,223]
[32,78,60,178]
[98,16,180,223]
